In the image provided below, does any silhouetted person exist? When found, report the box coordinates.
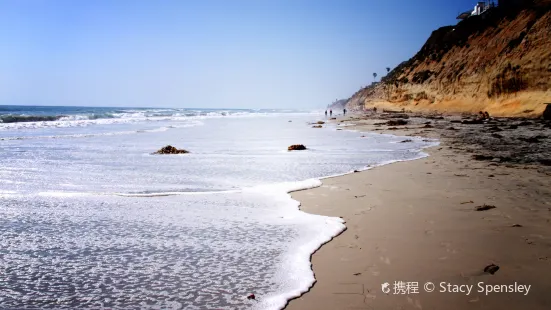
[330,109,333,117]
[373,107,377,113]
[343,108,347,116]
[325,110,327,117]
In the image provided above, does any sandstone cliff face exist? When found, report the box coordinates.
[347,0,551,117]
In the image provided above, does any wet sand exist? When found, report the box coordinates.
[286,112,551,309]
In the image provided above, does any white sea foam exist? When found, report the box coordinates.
[0,112,438,309]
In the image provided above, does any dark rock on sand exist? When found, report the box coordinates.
[422,124,434,128]
[316,121,325,124]
[312,125,322,128]
[386,113,410,119]
[288,144,307,151]
[462,119,484,124]
[153,145,189,154]
[475,204,496,211]
[387,119,408,126]
[517,121,533,126]
[484,264,500,275]
[400,139,413,143]
[511,224,523,227]
[544,104,551,120]
[472,154,493,161]
[518,135,545,143]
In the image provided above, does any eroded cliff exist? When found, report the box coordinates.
[347,0,551,117]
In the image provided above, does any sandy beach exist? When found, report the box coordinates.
[287,112,551,309]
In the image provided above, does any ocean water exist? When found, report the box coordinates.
[0,106,437,309]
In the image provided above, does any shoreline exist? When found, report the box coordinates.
[286,112,551,309]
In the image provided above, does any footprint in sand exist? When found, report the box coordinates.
[365,265,381,276]
[406,297,423,309]
[379,256,391,265]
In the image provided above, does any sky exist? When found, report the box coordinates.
[0,0,480,109]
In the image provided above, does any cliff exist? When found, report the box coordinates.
[346,0,551,117]
[327,99,348,110]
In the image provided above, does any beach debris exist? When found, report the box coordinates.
[447,126,458,130]
[153,145,189,155]
[488,174,495,177]
[454,174,468,177]
[316,121,325,124]
[386,119,408,126]
[354,195,366,198]
[484,264,500,275]
[353,272,362,276]
[511,224,523,227]
[353,169,360,173]
[422,124,434,128]
[460,200,474,204]
[399,139,413,143]
[312,125,322,128]
[288,120,292,122]
[247,294,256,300]
[475,204,496,211]
[330,117,337,120]
[288,144,307,151]
[337,128,343,130]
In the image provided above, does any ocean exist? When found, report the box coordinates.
[0,105,436,309]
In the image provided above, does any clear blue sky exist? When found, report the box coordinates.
[0,0,478,109]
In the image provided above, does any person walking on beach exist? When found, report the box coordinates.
[330,109,332,117]
[325,110,327,117]
[343,108,347,116]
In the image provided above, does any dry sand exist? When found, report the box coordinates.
[286,113,551,310]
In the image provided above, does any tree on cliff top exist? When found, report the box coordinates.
[373,72,377,81]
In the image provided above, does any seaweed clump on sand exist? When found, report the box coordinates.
[153,145,189,154]
[288,144,307,151]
